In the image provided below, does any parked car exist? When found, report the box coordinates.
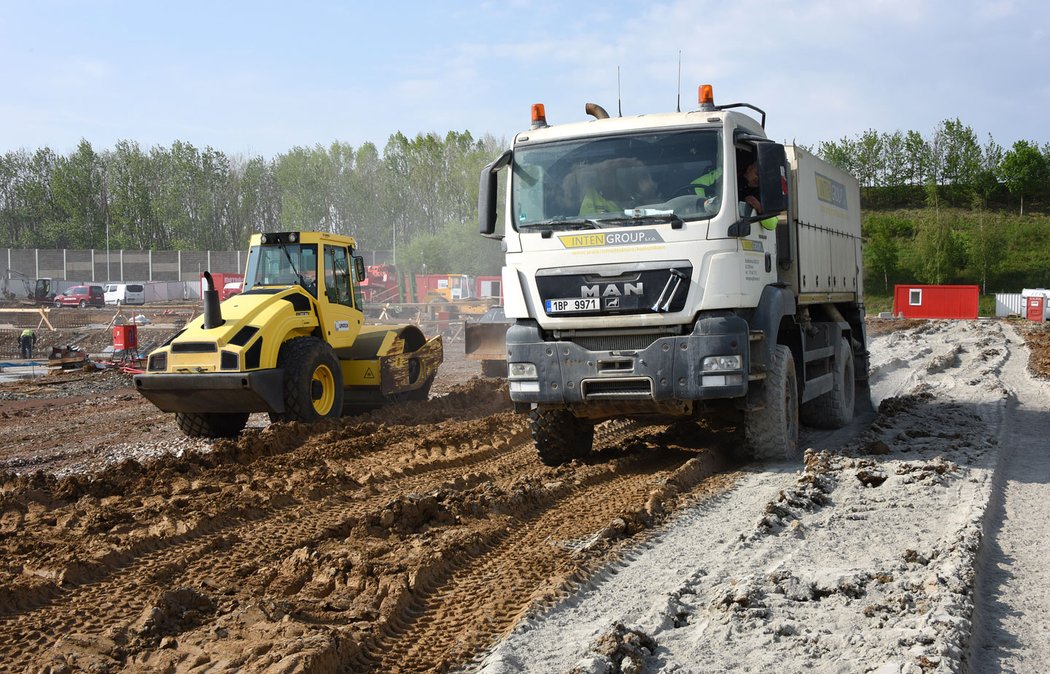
[54,284,105,308]
[103,282,146,306]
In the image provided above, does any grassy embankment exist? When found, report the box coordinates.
[860,207,1050,318]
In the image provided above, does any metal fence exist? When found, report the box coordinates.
[3,246,397,285]
[3,247,246,285]
[996,293,1024,317]
[995,291,1050,319]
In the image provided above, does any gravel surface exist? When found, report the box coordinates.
[480,319,1050,674]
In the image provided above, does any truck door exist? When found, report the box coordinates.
[737,145,779,290]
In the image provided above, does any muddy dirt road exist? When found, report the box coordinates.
[0,319,1047,673]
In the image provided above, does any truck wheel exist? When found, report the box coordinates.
[481,359,506,378]
[273,337,344,423]
[800,337,855,428]
[530,409,594,466]
[175,412,249,438]
[744,344,800,461]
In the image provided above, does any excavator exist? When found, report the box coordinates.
[133,231,443,438]
[2,270,54,305]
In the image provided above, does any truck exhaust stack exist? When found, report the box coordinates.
[585,103,610,120]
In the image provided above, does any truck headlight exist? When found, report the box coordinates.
[508,362,537,379]
[702,355,742,371]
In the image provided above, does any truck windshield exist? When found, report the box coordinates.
[511,128,722,229]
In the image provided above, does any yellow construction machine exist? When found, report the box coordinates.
[133,231,443,438]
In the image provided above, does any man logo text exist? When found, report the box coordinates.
[580,283,643,298]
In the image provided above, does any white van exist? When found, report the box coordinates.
[103,283,146,306]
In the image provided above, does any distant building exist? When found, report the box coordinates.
[892,284,979,319]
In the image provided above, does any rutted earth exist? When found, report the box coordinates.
[0,319,1047,673]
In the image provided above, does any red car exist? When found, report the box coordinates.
[54,285,105,308]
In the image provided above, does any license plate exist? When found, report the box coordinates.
[545,297,599,313]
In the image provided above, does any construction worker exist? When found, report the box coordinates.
[691,167,723,198]
[19,328,36,359]
[578,166,622,216]
[579,186,620,216]
[738,161,779,231]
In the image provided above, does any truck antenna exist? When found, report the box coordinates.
[617,66,623,117]
[676,50,682,112]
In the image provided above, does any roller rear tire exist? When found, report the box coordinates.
[175,412,249,438]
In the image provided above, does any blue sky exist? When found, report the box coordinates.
[1,0,1046,158]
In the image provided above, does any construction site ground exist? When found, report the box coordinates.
[0,314,1048,673]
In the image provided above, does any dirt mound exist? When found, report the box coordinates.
[1016,321,1050,378]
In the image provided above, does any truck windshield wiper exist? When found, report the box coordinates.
[597,213,686,228]
[519,217,605,231]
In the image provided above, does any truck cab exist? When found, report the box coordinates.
[479,86,867,465]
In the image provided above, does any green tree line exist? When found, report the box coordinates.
[0,131,506,275]
[818,119,1050,214]
[1,118,1049,289]
[817,119,1050,294]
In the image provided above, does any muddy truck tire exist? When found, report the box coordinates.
[530,408,594,466]
[800,336,856,428]
[744,344,800,461]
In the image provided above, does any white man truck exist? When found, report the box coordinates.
[478,85,867,465]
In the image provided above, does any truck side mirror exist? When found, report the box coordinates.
[756,143,788,215]
[478,150,511,237]
[353,255,366,283]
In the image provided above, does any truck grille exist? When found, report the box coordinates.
[581,377,653,400]
[571,334,661,352]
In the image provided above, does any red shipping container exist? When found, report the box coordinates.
[892,285,979,319]
[113,324,138,351]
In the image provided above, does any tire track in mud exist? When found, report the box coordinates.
[0,413,539,670]
[360,446,731,674]
[0,379,740,672]
[0,413,527,611]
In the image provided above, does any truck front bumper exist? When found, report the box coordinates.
[133,369,286,414]
[506,315,751,408]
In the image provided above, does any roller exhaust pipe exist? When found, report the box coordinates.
[201,271,225,329]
